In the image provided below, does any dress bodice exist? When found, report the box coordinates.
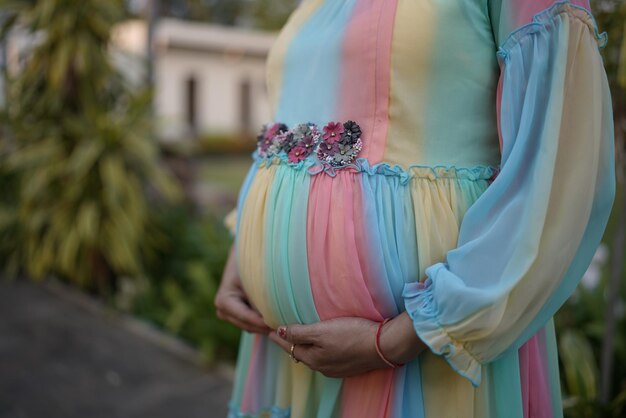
[265,0,502,169]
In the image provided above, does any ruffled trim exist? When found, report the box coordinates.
[402,266,483,387]
[228,402,291,418]
[253,151,499,184]
[496,0,608,62]
[353,159,497,183]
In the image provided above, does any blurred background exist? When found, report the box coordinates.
[0,1,624,417]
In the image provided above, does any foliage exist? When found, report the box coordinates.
[594,1,626,139]
[115,205,241,364]
[194,132,255,155]
[248,0,299,31]
[159,0,249,26]
[557,293,626,418]
[161,133,255,157]
[140,0,298,30]
[0,0,180,292]
[0,163,19,273]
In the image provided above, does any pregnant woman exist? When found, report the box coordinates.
[215,0,616,416]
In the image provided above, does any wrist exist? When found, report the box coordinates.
[379,312,425,365]
[374,319,403,368]
[366,320,392,370]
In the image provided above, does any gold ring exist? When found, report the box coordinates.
[290,343,300,363]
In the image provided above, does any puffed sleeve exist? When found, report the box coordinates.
[401,0,616,387]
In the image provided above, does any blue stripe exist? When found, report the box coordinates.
[276,0,358,126]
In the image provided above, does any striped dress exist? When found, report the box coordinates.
[224,0,616,417]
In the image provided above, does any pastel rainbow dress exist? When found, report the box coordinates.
[223,0,616,417]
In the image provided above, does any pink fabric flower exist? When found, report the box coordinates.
[322,121,344,144]
[288,145,308,163]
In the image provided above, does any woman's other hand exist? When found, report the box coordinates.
[268,313,426,378]
[214,244,271,334]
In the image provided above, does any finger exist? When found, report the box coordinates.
[224,314,271,334]
[278,323,320,345]
[268,332,312,364]
[237,285,264,314]
[217,302,270,333]
[237,304,270,329]
[223,296,270,329]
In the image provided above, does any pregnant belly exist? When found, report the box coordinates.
[234,160,493,329]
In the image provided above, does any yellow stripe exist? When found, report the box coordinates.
[420,352,476,417]
[383,0,436,165]
[275,353,292,409]
[290,363,315,418]
[237,164,280,328]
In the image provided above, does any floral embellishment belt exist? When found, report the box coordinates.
[254,119,501,183]
[256,120,363,168]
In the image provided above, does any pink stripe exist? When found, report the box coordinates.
[240,335,264,413]
[309,0,405,395]
[337,0,398,163]
[341,369,395,418]
[518,333,554,418]
[306,171,398,418]
[306,172,381,320]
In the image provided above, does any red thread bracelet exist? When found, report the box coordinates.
[375,318,403,369]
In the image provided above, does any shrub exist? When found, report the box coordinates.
[116,205,241,363]
[0,0,179,292]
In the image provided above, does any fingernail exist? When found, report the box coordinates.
[277,326,287,339]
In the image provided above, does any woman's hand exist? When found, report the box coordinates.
[214,244,271,334]
[269,317,384,378]
[268,313,427,378]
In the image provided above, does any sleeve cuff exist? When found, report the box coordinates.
[223,208,237,237]
[402,263,483,387]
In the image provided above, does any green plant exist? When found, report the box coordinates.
[154,0,298,30]
[195,132,256,155]
[117,205,241,363]
[559,329,626,417]
[0,0,179,292]
[0,162,19,273]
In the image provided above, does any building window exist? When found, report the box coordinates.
[239,78,251,134]
[185,75,198,134]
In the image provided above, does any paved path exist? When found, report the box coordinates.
[0,279,232,418]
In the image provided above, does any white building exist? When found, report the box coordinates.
[113,19,277,141]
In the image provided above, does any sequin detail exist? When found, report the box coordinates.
[256,120,363,168]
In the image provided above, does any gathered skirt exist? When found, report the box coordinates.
[228,156,563,418]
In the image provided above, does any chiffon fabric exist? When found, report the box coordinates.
[224,1,616,417]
